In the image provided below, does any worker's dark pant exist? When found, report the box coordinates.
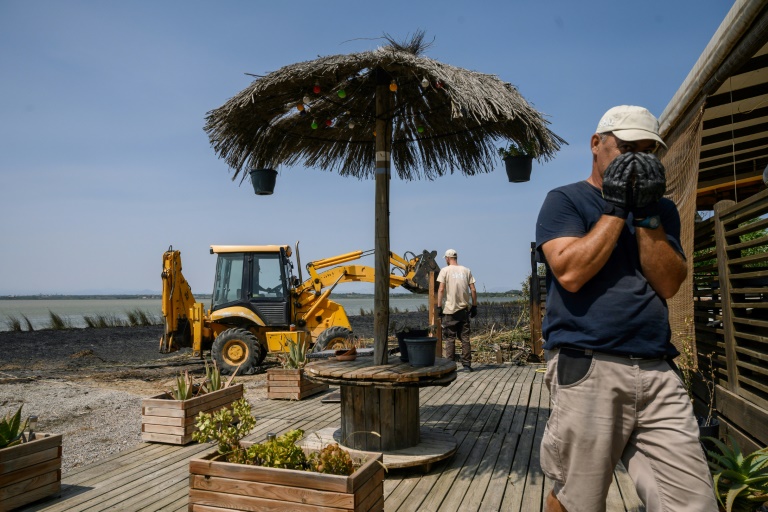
[441,310,471,366]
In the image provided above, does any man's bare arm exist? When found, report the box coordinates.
[541,215,624,293]
[636,227,687,299]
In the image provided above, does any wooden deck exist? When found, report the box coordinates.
[18,363,645,511]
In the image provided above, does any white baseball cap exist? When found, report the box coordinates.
[596,105,667,149]
[444,249,457,258]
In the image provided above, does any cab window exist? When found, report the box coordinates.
[212,253,244,308]
[251,253,285,299]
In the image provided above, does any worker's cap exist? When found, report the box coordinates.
[596,105,667,149]
[444,249,457,258]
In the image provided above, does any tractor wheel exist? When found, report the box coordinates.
[312,326,353,352]
[212,328,263,375]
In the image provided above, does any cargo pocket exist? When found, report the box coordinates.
[556,348,594,387]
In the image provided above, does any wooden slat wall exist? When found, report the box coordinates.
[692,188,768,451]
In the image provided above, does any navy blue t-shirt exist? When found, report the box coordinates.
[535,180,685,358]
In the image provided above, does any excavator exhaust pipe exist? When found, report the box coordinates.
[402,250,439,294]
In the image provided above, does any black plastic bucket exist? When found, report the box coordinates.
[405,337,437,367]
[249,168,278,195]
[396,329,429,362]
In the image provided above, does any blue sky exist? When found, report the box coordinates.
[0,0,733,295]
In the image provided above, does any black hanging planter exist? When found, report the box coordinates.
[503,156,533,183]
[249,168,278,195]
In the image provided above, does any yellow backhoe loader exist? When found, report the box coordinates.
[160,243,439,374]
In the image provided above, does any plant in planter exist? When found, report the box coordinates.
[678,324,719,439]
[189,398,385,511]
[704,435,768,512]
[498,139,540,182]
[0,405,62,510]
[267,337,328,400]
[141,358,243,445]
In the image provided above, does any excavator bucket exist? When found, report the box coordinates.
[402,250,440,294]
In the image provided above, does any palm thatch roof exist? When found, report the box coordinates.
[205,32,566,182]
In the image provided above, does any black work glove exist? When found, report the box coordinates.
[631,152,666,218]
[436,306,443,317]
[601,152,635,219]
[470,305,477,318]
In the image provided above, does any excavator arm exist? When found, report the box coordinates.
[302,249,438,295]
[160,246,197,353]
[292,248,439,341]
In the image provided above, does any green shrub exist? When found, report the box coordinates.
[4,315,22,332]
[48,311,71,330]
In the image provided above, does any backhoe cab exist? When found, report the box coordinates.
[160,243,439,375]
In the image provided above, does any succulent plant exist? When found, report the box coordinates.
[168,370,198,400]
[311,442,355,476]
[0,405,29,449]
[706,435,768,512]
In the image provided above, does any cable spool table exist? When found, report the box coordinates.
[303,356,458,471]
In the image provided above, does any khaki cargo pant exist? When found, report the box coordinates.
[540,348,717,512]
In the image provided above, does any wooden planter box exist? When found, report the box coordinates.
[267,368,328,400]
[0,433,62,511]
[189,444,384,512]
[141,384,244,445]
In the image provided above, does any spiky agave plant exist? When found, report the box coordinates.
[201,358,239,393]
[168,370,198,400]
[705,435,768,512]
[283,338,308,369]
[0,405,29,449]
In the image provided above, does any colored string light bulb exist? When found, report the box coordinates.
[338,89,346,98]
[297,103,304,111]
[303,95,311,105]
[389,80,398,92]
[311,120,318,129]
[417,125,425,133]
[313,82,321,94]
[325,119,332,127]
[421,77,429,88]
[348,120,355,129]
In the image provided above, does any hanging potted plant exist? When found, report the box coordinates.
[267,336,328,400]
[249,167,278,195]
[189,398,385,511]
[498,139,539,182]
[141,358,243,445]
[0,405,62,511]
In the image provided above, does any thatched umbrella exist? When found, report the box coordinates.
[205,32,565,364]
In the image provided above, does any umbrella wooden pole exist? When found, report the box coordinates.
[373,79,390,365]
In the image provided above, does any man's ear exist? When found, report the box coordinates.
[590,134,601,156]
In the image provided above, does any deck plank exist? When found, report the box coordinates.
[17,363,645,512]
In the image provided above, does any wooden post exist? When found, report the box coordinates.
[713,200,739,393]
[373,69,391,365]
[429,270,442,358]
[530,242,543,357]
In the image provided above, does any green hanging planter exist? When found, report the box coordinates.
[249,168,278,195]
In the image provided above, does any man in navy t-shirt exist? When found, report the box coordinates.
[535,106,716,512]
